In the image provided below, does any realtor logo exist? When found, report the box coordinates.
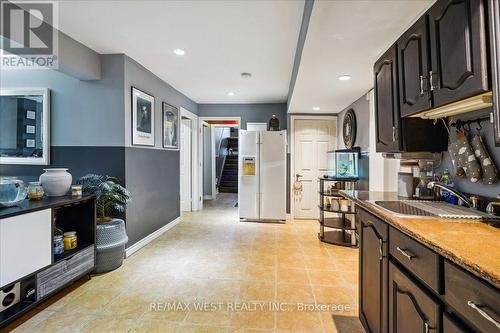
[1,1,59,69]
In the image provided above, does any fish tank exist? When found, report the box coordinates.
[326,148,360,179]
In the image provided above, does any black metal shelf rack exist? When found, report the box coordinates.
[318,177,358,247]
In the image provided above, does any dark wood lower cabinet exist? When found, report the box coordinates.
[389,261,441,333]
[359,209,388,333]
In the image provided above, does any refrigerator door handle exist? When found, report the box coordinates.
[256,192,260,218]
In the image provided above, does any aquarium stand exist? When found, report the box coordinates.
[318,177,358,247]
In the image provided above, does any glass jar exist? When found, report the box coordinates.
[28,182,44,200]
[63,231,77,250]
[54,235,64,255]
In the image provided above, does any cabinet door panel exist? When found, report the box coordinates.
[359,209,389,333]
[389,261,441,333]
[398,16,432,117]
[0,209,52,287]
[375,45,400,152]
[429,0,488,107]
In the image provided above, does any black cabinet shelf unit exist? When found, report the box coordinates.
[318,178,358,247]
[0,196,96,329]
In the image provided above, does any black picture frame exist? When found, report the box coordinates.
[162,102,179,150]
[343,109,357,149]
[131,87,155,146]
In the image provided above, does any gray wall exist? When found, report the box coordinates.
[437,109,500,198]
[198,103,287,130]
[336,93,370,190]
[122,55,198,246]
[1,54,125,146]
[337,93,370,151]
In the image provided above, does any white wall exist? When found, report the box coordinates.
[368,90,399,192]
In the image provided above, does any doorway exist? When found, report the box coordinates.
[179,107,199,212]
[291,116,337,219]
[198,117,241,207]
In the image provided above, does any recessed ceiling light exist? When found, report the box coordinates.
[241,72,252,79]
[312,106,320,111]
[338,75,352,81]
[173,48,185,56]
[227,91,235,96]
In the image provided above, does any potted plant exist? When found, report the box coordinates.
[77,174,131,273]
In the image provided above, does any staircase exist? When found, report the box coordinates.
[219,155,238,193]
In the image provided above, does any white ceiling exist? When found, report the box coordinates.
[57,0,304,104]
[288,0,433,114]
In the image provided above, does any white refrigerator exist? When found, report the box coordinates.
[238,130,287,222]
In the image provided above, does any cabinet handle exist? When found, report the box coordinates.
[392,126,396,142]
[396,246,414,260]
[420,75,425,95]
[429,71,437,91]
[379,238,384,260]
[467,301,500,329]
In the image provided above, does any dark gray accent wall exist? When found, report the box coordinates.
[0,54,125,146]
[198,103,287,130]
[122,54,198,247]
[337,93,370,151]
[125,147,179,245]
[287,0,315,108]
[437,109,500,198]
[124,55,198,149]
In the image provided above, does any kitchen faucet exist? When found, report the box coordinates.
[427,181,474,208]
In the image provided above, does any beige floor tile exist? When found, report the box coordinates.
[244,264,276,282]
[80,316,136,333]
[61,289,118,315]
[276,283,315,303]
[277,268,310,284]
[248,253,276,266]
[239,281,275,302]
[230,308,275,330]
[129,319,179,333]
[185,310,232,326]
[178,324,228,333]
[312,286,358,314]
[276,311,324,332]
[308,269,345,286]
[101,290,153,319]
[27,311,95,333]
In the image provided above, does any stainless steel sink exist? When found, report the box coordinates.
[370,200,500,222]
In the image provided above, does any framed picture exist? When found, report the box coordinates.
[162,102,179,150]
[26,125,36,134]
[131,87,155,146]
[26,110,36,120]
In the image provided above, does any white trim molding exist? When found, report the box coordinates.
[125,217,181,258]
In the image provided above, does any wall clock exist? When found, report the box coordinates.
[343,109,357,149]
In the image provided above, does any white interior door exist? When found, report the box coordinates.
[180,118,192,211]
[293,118,336,219]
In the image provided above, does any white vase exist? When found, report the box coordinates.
[39,168,72,197]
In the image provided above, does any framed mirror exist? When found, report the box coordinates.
[0,88,50,165]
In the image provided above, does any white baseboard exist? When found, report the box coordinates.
[125,216,181,258]
[203,195,212,200]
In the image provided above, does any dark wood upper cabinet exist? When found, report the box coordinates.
[429,0,489,107]
[374,46,400,153]
[389,261,441,333]
[359,209,389,333]
[397,16,432,117]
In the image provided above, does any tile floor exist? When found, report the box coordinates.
[4,194,365,333]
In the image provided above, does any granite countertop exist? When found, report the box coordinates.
[341,190,500,289]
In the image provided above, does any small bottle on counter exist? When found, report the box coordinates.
[27,182,44,200]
